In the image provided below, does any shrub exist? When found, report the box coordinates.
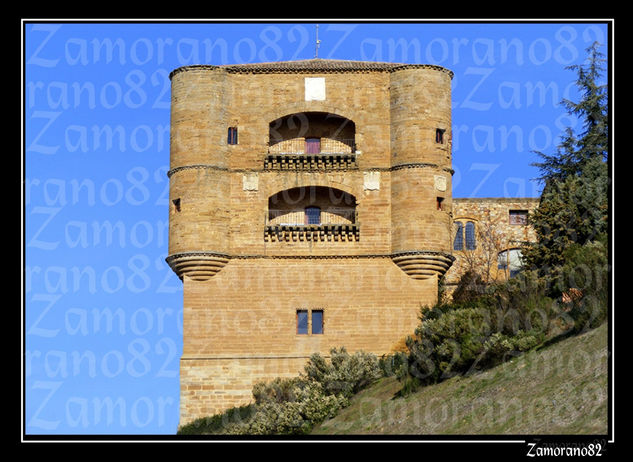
[252,377,302,405]
[378,351,408,377]
[555,236,609,332]
[302,347,382,398]
[218,348,380,435]
[397,276,558,395]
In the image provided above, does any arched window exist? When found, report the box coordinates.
[453,220,476,251]
[498,248,524,278]
[265,187,358,242]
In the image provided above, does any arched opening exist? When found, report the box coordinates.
[267,186,356,225]
[268,112,356,155]
[265,186,359,242]
[453,219,477,251]
[497,248,524,278]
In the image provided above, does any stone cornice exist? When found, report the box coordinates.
[167,162,454,177]
[166,250,454,261]
[166,250,455,281]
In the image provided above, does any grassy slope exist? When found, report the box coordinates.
[312,322,609,435]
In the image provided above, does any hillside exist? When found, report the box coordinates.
[312,322,609,435]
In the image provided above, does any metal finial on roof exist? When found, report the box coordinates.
[315,24,321,59]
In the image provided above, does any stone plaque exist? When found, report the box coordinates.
[242,172,259,191]
[305,77,326,101]
[434,175,447,192]
[364,171,380,190]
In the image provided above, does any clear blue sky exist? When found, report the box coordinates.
[23,20,610,436]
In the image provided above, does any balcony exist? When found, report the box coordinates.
[264,187,359,242]
[265,137,357,170]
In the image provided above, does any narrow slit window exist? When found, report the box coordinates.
[227,127,238,145]
[172,198,181,212]
[436,197,444,211]
[296,310,308,335]
[435,128,445,144]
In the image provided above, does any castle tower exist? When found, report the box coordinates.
[167,59,454,425]
[389,66,454,280]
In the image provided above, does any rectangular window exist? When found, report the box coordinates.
[296,310,308,335]
[509,210,528,225]
[436,197,444,211]
[311,310,324,335]
[305,137,321,154]
[305,207,321,225]
[227,127,238,145]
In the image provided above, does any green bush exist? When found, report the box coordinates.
[555,236,609,332]
[378,351,408,377]
[303,347,382,398]
[214,348,381,435]
[397,273,560,395]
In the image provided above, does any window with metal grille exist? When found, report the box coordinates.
[305,206,321,225]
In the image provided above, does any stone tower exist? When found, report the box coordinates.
[166,59,454,425]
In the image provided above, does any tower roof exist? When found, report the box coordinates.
[169,58,453,79]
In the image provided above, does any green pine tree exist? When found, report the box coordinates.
[532,41,608,183]
[522,42,609,277]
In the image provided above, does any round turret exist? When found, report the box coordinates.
[389,66,454,279]
[167,67,231,280]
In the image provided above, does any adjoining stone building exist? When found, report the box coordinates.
[166,58,538,425]
[443,198,539,296]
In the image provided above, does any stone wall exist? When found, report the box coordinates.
[444,197,540,293]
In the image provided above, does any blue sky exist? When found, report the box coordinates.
[22,20,611,436]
